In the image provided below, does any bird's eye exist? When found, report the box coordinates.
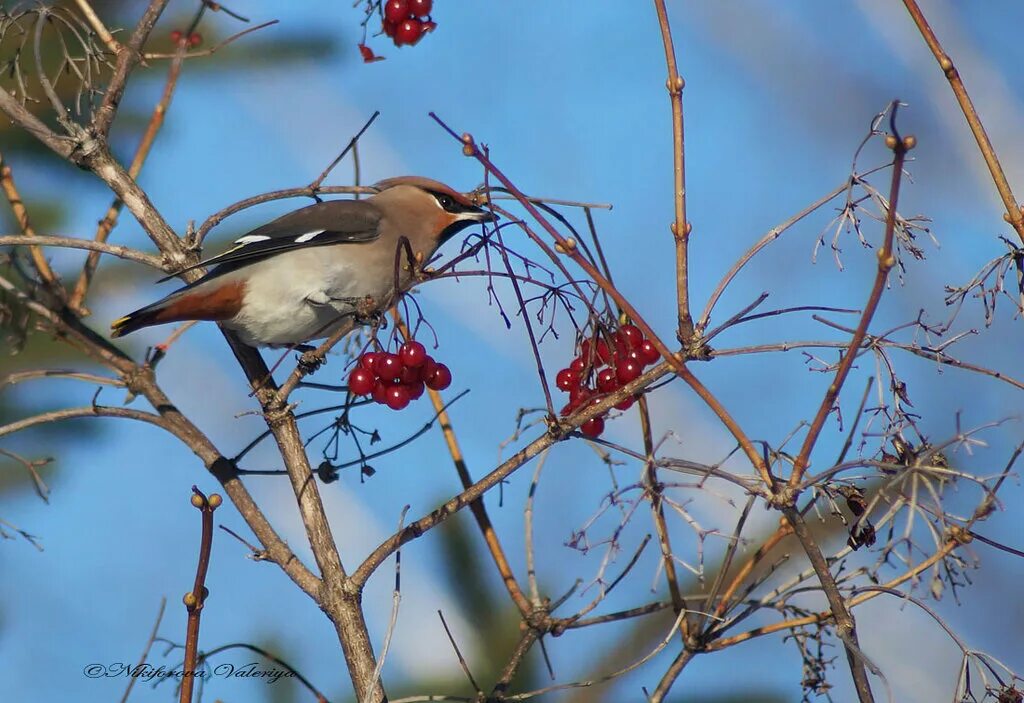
[437,194,454,209]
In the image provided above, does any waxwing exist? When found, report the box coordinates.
[110,176,495,347]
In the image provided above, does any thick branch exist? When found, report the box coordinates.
[783,507,875,703]
[91,0,172,137]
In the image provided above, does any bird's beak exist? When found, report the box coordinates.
[463,207,498,224]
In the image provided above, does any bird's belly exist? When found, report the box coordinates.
[223,249,391,346]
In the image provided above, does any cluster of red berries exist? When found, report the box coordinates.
[169,30,202,47]
[556,325,661,438]
[382,0,436,46]
[348,340,452,411]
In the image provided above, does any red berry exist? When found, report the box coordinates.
[616,359,642,385]
[394,18,424,45]
[639,340,660,366]
[425,362,452,391]
[596,339,614,365]
[399,365,421,384]
[615,397,635,411]
[170,30,183,42]
[611,332,630,358]
[188,32,202,47]
[418,356,438,382]
[382,19,398,37]
[375,353,404,382]
[596,368,617,393]
[348,368,375,396]
[579,339,592,361]
[409,0,433,16]
[619,324,643,348]
[421,19,437,33]
[385,385,411,411]
[581,416,605,438]
[569,356,587,374]
[555,368,578,392]
[400,340,427,368]
[360,351,380,371]
[384,0,409,23]
[372,380,391,405]
[568,385,593,411]
[406,380,425,400]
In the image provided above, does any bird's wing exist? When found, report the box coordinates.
[159,199,383,282]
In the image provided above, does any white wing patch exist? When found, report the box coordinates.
[235,234,271,245]
[294,229,326,244]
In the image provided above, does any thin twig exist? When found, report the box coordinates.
[0,152,62,293]
[392,311,533,617]
[900,0,1024,244]
[0,235,165,269]
[119,597,166,703]
[788,106,911,491]
[71,37,188,311]
[651,0,693,342]
[181,487,220,703]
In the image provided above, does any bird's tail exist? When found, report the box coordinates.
[110,302,167,338]
[109,278,245,339]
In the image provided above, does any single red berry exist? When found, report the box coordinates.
[384,0,410,23]
[170,30,184,42]
[406,380,426,400]
[394,18,424,45]
[615,397,635,411]
[596,367,617,393]
[372,380,391,405]
[375,352,404,382]
[399,365,421,384]
[425,362,452,391]
[596,338,614,365]
[568,385,593,411]
[639,340,660,366]
[569,356,587,375]
[418,356,438,382]
[616,359,642,385]
[421,19,437,33]
[400,340,427,368]
[556,368,578,392]
[581,416,605,438]
[360,351,380,371]
[348,368,376,396]
[188,32,202,47]
[409,0,433,16]
[385,384,411,411]
[611,332,630,357]
[382,19,398,37]
[619,324,643,348]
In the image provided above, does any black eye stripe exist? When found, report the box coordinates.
[430,190,474,214]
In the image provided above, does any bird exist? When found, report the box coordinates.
[110,176,495,347]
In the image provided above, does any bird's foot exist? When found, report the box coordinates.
[296,347,325,374]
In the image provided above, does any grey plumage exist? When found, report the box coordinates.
[110,177,495,346]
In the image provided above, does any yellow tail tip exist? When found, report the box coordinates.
[110,316,131,337]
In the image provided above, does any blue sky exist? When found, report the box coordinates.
[3,1,1023,701]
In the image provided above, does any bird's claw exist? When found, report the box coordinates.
[297,348,325,374]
